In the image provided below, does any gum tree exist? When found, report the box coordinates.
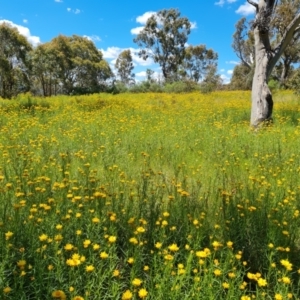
[0,23,32,98]
[134,9,191,82]
[115,50,135,84]
[248,0,300,126]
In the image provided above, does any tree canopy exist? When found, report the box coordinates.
[115,50,135,84]
[0,22,32,98]
[134,9,191,82]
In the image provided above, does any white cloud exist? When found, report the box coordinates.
[226,60,240,65]
[67,8,81,14]
[136,11,157,25]
[215,0,225,6]
[23,19,28,24]
[215,0,237,6]
[227,69,233,75]
[55,0,63,2]
[84,35,101,42]
[236,2,256,16]
[100,46,154,67]
[0,19,41,46]
[190,22,197,29]
[135,70,162,81]
[101,46,123,59]
[220,74,231,84]
[135,71,147,77]
[130,26,144,35]
[132,11,197,35]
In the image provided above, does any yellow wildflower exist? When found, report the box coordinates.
[85,265,95,272]
[138,288,148,299]
[3,286,12,293]
[122,289,133,300]
[39,234,48,242]
[100,251,108,259]
[168,243,179,252]
[52,290,67,299]
[132,278,143,286]
[5,231,13,240]
[108,236,117,243]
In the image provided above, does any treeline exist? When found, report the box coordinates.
[0,9,224,98]
[2,4,300,99]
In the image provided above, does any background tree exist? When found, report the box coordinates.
[0,23,32,99]
[270,0,300,87]
[31,43,60,96]
[115,50,135,84]
[181,45,218,82]
[230,17,255,90]
[247,0,300,126]
[199,65,222,93]
[134,9,191,82]
[230,64,254,90]
[31,35,113,96]
[146,68,155,83]
[232,17,255,69]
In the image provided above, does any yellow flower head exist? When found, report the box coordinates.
[281,276,291,284]
[132,278,142,286]
[257,278,267,287]
[52,290,67,299]
[100,251,109,259]
[122,289,133,300]
[168,243,179,252]
[3,286,12,294]
[5,231,13,240]
[108,236,117,243]
[64,243,74,251]
[92,217,100,223]
[127,257,134,264]
[72,297,84,300]
[222,282,229,289]
[39,234,48,242]
[155,242,162,249]
[280,259,293,271]
[85,265,95,272]
[83,239,91,248]
[17,260,26,269]
[138,288,148,299]
[136,226,146,233]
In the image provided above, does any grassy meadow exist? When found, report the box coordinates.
[1,90,300,300]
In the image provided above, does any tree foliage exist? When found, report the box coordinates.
[31,35,113,96]
[232,17,254,69]
[115,50,135,84]
[181,45,218,82]
[232,1,300,90]
[0,23,32,98]
[134,9,191,82]
[230,64,254,90]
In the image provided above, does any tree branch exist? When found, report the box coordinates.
[247,0,258,12]
[269,13,300,76]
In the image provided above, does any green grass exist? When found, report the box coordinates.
[1,91,300,300]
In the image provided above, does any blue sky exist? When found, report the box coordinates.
[0,0,256,83]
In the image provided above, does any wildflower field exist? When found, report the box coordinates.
[1,91,300,300]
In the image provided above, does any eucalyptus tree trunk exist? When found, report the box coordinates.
[248,0,300,127]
